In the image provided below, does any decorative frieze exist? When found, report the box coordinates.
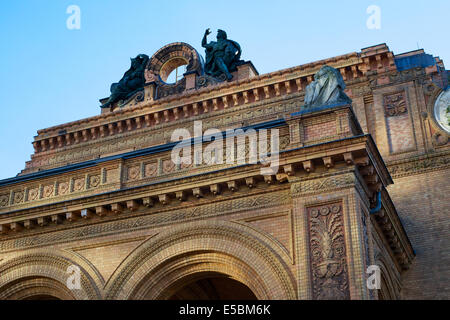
[89,175,100,189]
[127,166,140,181]
[25,98,299,174]
[383,91,407,117]
[73,178,85,192]
[58,182,69,195]
[0,131,377,213]
[387,152,450,178]
[42,185,54,198]
[28,188,39,201]
[162,159,175,174]
[13,191,24,204]
[144,162,158,177]
[0,190,290,252]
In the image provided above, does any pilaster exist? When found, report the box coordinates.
[290,171,374,300]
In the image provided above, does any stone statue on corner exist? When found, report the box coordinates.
[100,54,150,109]
[202,28,243,81]
[303,65,351,109]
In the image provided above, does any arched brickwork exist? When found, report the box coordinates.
[164,274,257,300]
[145,42,203,83]
[135,252,269,300]
[105,221,297,300]
[0,249,103,300]
[0,277,75,300]
[375,254,400,300]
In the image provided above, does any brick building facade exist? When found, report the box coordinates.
[0,42,448,300]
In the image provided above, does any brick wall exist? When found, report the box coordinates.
[387,168,450,299]
[385,114,415,154]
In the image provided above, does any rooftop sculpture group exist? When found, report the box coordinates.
[100,29,245,108]
[100,31,351,111]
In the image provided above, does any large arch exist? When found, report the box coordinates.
[0,249,103,300]
[105,220,297,300]
[164,272,258,300]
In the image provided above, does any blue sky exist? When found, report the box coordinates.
[0,0,448,179]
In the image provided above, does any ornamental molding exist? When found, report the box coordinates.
[0,190,290,252]
[25,95,300,173]
[368,68,427,89]
[291,172,355,197]
[0,131,289,212]
[387,151,450,178]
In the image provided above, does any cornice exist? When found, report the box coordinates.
[387,150,450,178]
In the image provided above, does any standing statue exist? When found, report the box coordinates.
[304,65,351,109]
[100,54,150,109]
[202,28,242,81]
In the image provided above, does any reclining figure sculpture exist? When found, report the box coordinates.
[304,65,351,109]
[100,54,149,109]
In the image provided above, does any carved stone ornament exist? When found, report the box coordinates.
[146,42,204,99]
[74,178,84,191]
[28,188,39,201]
[196,74,225,88]
[128,166,140,181]
[0,194,8,207]
[308,203,350,300]
[145,163,158,177]
[432,132,449,146]
[384,91,408,117]
[89,175,100,188]
[13,191,24,204]
[58,182,69,195]
[157,78,186,98]
[43,185,54,198]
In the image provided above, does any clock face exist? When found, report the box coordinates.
[433,88,450,134]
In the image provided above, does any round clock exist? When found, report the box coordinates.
[433,88,450,134]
